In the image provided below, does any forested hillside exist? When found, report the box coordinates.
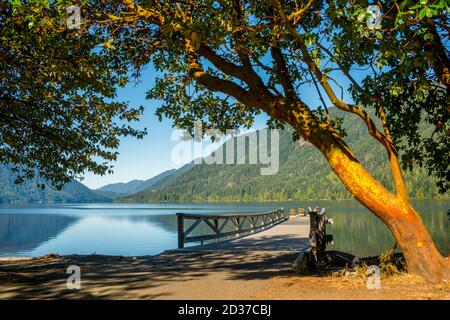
[120,110,447,202]
[97,169,176,196]
[2,109,445,204]
[0,165,111,204]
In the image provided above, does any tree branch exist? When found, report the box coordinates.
[199,44,270,96]
[273,0,392,152]
[270,44,297,100]
[273,0,410,200]
[229,0,270,95]
[288,0,315,25]
[186,35,273,111]
[315,41,378,102]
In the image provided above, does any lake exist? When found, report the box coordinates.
[0,200,448,258]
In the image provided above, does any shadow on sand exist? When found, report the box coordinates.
[0,234,310,299]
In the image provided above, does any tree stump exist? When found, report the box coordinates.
[309,207,332,264]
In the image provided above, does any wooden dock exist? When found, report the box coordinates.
[175,209,312,252]
[172,216,310,253]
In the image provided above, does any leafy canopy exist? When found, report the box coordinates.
[2,0,449,192]
[1,0,146,188]
[86,0,449,192]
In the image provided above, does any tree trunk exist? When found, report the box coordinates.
[306,128,450,282]
[386,205,449,281]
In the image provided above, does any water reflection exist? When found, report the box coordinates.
[0,214,179,257]
[28,215,178,256]
[0,214,78,254]
[0,200,447,257]
[299,200,449,257]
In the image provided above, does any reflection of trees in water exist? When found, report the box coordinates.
[117,212,270,236]
[116,214,274,243]
[111,214,178,234]
[327,206,448,257]
[0,214,78,253]
[0,200,446,257]
[110,201,449,255]
[415,204,449,238]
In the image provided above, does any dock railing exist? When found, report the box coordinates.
[176,209,287,248]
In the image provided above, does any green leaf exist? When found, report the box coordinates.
[419,8,427,19]
[357,12,366,22]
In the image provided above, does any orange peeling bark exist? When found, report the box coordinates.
[308,131,450,282]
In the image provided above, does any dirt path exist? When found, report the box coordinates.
[1,253,448,299]
[1,253,449,300]
[0,251,300,299]
[253,274,450,300]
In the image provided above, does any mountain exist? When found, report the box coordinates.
[0,165,112,204]
[96,169,177,196]
[97,179,147,196]
[119,109,448,202]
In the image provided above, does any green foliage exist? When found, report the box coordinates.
[327,0,450,192]
[120,109,447,203]
[2,0,448,195]
[0,0,146,189]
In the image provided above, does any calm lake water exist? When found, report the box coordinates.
[0,200,448,258]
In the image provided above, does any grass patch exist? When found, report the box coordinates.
[330,246,407,280]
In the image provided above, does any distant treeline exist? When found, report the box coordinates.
[119,110,448,203]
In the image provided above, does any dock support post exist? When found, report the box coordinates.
[177,214,184,248]
[309,207,325,263]
[309,207,332,263]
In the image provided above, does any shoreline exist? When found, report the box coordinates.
[1,197,449,206]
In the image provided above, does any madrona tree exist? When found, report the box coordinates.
[7,0,449,281]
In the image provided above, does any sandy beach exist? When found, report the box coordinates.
[1,253,448,300]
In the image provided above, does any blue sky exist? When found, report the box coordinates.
[81,65,271,189]
[81,60,357,189]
